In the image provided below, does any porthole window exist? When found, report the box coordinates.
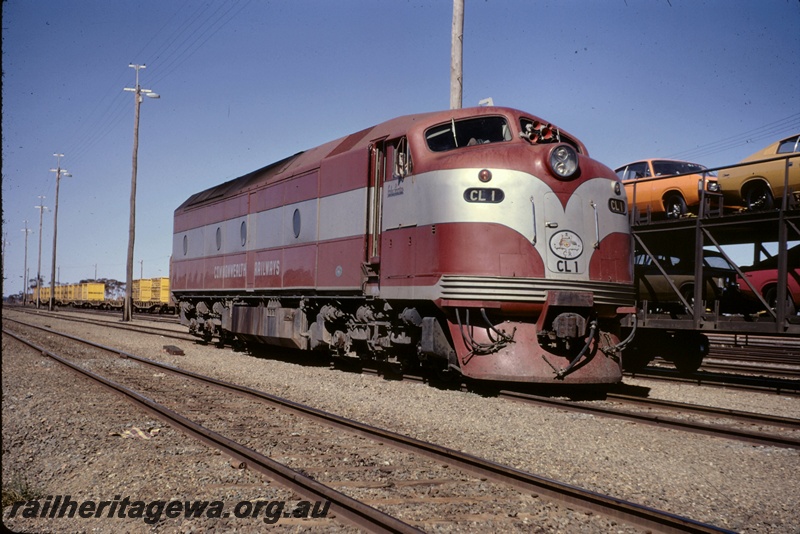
[216,227,222,251]
[292,209,301,238]
[240,221,247,247]
[183,235,188,256]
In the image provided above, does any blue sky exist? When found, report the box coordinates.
[2,0,799,297]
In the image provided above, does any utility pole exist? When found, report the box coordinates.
[21,221,32,305]
[123,64,160,322]
[35,199,48,309]
[1,232,8,299]
[49,153,72,311]
[450,0,464,110]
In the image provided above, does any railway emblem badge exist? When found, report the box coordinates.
[549,230,583,259]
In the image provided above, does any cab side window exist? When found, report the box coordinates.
[393,137,412,178]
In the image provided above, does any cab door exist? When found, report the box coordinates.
[364,140,386,294]
[377,137,416,283]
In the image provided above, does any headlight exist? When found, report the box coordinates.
[707,181,720,192]
[548,144,579,179]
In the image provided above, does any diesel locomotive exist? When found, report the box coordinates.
[172,106,636,384]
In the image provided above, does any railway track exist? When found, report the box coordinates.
[10,307,193,342]
[3,318,734,533]
[707,333,800,366]
[350,368,800,449]
[497,389,800,449]
[628,366,800,396]
[699,359,800,379]
[17,307,800,390]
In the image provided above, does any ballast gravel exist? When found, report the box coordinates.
[3,309,799,533]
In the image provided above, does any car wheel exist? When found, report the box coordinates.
[764,286,796,315]
[680,286,696,313]
[664,194,687,219]
[744,183,774,211]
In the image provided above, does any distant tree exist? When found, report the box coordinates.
[99,278,125,300]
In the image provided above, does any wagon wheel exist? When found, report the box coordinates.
[664,194,687,219]
[744,183,774,211]
[673,351,704,374]
[621,348,652,373]
[672,333,708,374]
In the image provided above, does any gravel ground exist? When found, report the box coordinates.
[3,309,799,533]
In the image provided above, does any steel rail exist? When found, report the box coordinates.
[628,367,800,396]
[10,307,193,341]
[4,318,735,533]
[498,390,800,449]
[604,392,800,430]
[3,327,421,534]
[363,367,800,432]
[699,361,800,378]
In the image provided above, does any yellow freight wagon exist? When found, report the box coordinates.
[55,284,69,302]
[150,277,171,304]
[132,279,153,302]
[79,282,105,302]
[35,286,51,303]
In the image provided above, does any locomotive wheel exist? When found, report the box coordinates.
[744,183,774,211]
[664,194,687,219]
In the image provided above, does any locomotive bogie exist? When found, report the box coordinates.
[172,107,636,384]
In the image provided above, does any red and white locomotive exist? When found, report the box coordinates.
[172,106,635,384]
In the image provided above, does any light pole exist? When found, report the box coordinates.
[21,221,32,305]
[35,198,48,309]
[49,153,72,311]
[123,64,159,322]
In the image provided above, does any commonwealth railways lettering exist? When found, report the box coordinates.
[254,260,280,276]
[213,263,246,279]
[213,261,280,280]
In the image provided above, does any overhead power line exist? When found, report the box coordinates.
[62,0,252,172]
[667,112,800,161]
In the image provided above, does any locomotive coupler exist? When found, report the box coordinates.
[541,319,598,380]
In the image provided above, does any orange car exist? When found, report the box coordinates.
[718,133,800,211]
[615,159,719,219]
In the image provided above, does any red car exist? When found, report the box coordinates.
[737,245,800,314]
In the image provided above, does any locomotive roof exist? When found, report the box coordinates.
[176,107,570,212]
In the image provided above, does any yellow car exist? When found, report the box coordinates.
[615,159,719,219]
[718,133,800,211]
